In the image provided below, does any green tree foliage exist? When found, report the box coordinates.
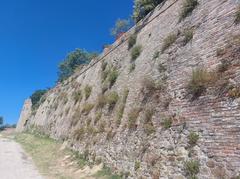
[0,116,3,125]
[133,0,164,22]
[110,19,131,37]
[58,49,97,82]
[30,90,48,109]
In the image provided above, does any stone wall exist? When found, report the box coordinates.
[17,0,240,178]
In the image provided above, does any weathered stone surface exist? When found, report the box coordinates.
[17,0,240,178]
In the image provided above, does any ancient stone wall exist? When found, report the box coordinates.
[17,0,240,178]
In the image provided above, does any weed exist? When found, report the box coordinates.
[142,76,163,92]
[143,108,155,135]
[131,45,142,61]
[179,0,198,21]
[158,63,167,73]
[73,127,85,140]
[161,33,177,53]
[188,132,199,146]
[135,161,141,171]
[81,103,94,115]
[99,121,106,133]
[84,85,92,100]
[102,82,109,94]
[235,6,240,24]
[144,123,156,135]
[228,87,240,99]
[108,68,118,87]
[218,60,229,73]
[106,129,116,141]
[96,94,107,109]
[153,51,160,60]
[128,108,141,129]
[73,90,82,104]
[94,111,102,124]
[93,166,122,179]
[183,29,194,45]
[129,63,136,73]
[106,91,119,109]
[187,68,213,98]
[144,108,154,122]
[128,34,137,50]
[184,160,200,177]
[163,118,172,129]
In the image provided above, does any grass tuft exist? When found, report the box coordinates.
[128,34,137,50]
[128,108,141,129]
[179,0,198,21]
[161,33,177,53]
[131,45,142,61]
[84,85,92,100]
[235,6,240,24]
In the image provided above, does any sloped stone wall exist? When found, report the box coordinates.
[17,0,240,178]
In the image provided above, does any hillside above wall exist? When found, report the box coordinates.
[17,0,240,178]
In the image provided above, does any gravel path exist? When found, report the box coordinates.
[0,136,43,179]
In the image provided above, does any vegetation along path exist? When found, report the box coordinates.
[0,129,122,179]
[0,133,43,179]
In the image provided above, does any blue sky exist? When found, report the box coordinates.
[0,0,133,124]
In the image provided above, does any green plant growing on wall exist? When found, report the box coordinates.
[183,29,194,45]
[218,59,230,73]
[228,87,240,99]
[142,108,156,135]
[84,85,92,100]
[96,94,107,109]
[108,68,119,87]
[81,103,94,115]
[73,90,82,104]
[101,68,110,83]
[129,63,136,73]
[153,51,160,60]
[128,108,141,129]
[163,118,172,129]
[187,68,213,99]
[101,82,109,94]
[131,45,142,61]
[73,127,85,140]
[179,0,198,21]
[235,5,240,24]
[188,132,199,146]
[106,91,119,110]
[99,121,106,133]
[134,161,141,171]
[184,160,200,178]
[94,111,102,124]
[128,34,137,50]
[161,33,177,53]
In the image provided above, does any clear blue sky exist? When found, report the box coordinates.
[0,0,133,125]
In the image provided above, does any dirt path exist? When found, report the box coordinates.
[0,135,43,179]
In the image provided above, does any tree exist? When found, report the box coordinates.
[0,116,3,125]
[30,90,48,109]
[58,49,97,82]
[133,0,164,22]
[110,19,131,38]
